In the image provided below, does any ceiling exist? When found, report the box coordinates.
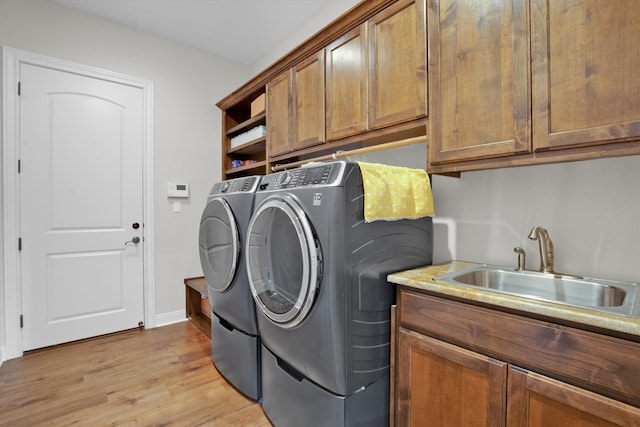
[51,0,357,65]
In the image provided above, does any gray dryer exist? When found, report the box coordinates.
[245,161,433,426]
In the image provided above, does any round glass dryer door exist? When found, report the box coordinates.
[245,194,322,328]
[199,197,240,292]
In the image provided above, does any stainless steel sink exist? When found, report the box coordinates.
[434,265,640,316]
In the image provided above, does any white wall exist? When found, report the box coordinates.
[365,144,640,284]
[251,0,360,75]
[431,155,640,283]
[0,0,251,352]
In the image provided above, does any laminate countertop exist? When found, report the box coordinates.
[388,260,640,338]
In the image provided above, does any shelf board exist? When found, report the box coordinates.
[225,160,267,176]
[228,136,266,155]
[227,113,266,136]
[269,121,427,164]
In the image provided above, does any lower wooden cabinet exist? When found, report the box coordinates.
[508,368,640,427]
[397,328,507,426]
[393,289,640,426]
[396,328,640,426]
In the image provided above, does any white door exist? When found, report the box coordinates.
[19,63,145,351]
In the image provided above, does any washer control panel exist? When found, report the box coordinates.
[211,175,260,195]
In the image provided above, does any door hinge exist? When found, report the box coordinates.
[18,159,21,173]
[18,81,21,96]
[20,315,24,328]
[18,237,22,251]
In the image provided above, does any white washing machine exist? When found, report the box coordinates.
[198,175,261,400]
[245,161,433,426]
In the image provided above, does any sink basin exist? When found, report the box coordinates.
[434,265,640,316]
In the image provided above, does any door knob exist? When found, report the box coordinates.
[125,236,141,245]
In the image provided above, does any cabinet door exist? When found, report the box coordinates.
[368,0,426,130]
[267,69,292,157]
[428,0,530,165]
[531,0,640,152]
[325,24,368,141]
[293,51,325,150]
[396,328,507,427]
[507,367,640,426]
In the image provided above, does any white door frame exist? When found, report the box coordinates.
[2,47,156,360]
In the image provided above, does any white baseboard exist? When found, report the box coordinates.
[0,345,6,367]
[155,309,186,327]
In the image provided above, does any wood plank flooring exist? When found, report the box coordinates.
[0,321,271,426]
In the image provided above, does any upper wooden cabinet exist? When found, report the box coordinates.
[294,52,326,150]
[266,69,292,158]
[531,0,640,151]
[267,52,326,158]
[428,0,640,174]
[325,0,428,142]
[325,25,368,141]
[219,0,428,178]
[220,0,640,179]
[428,0,531,166]
[368,0,427,130]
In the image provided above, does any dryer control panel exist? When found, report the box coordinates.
[298,166,332,186]
[258,162,345,191]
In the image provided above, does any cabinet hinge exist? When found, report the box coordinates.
[18,237,22,251]
[18,81,21,96]
[20,315,24,328]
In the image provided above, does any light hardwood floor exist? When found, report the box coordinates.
[0,321,271,426]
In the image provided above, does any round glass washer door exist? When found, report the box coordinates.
[199,197,240,292]
[245,194,322,328]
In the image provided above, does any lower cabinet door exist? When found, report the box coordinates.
[507,367,640,427]
[396,328,507,426]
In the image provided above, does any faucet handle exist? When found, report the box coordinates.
[514,247,526,271]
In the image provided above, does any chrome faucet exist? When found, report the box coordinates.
[528,226,554,273]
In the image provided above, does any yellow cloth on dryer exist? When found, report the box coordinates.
[357,162,435,223]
